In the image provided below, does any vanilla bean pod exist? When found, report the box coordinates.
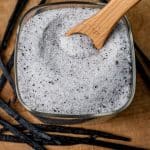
[0,133,147,150]
[34,124,130,141]
[80,137,147,150]
[28,133,147,149]
[0,52,14,90]
[0,134,76,145]
[0,58,16,95]
[0,0,28,50]
[0,98,61,144]
[0,118,45,150]
[0,134,26,143]
[0,128,6,133]
[0,133,81,145]
[0,0,59,146]
[0,123,130,141]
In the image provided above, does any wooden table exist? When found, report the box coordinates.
[0,0,150,149]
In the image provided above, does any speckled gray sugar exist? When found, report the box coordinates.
[16,8,133,115]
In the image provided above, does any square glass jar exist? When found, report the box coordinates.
[15,1,136,122]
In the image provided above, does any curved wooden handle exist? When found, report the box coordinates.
[91,0,141,47]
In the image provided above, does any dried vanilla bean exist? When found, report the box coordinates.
[0,52,14,90]
[0,58,16,95]
[0,0,28,50]
[0,133,147,150]
[0,98,60,144]
[0,123,130,141]
[0,118,45,150]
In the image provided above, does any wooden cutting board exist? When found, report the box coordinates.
[0,0,150,150]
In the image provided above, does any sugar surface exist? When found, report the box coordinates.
[17,8,133,115]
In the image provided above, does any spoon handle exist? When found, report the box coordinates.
[91,0,141,47]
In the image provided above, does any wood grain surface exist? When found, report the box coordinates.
[0,0,150,150]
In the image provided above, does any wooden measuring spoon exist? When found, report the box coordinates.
[66,0,141,49]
